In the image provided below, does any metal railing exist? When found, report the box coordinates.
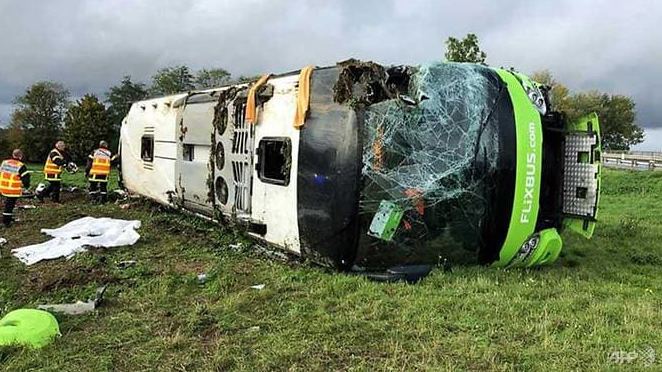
[602,151,662,170]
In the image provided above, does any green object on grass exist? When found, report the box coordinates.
[0,309,60,349]
[368,200,404,242]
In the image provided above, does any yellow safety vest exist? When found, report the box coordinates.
[89,148,113,182]
[0,159,25,197]
[43,149,64,181]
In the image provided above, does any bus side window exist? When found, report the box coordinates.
[183,144,194,161]
[258,137,291,186]
[141,135,154,162]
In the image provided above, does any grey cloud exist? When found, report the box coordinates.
[0,0,660,132]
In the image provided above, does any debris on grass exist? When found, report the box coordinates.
[12,217,141,265]
[21,204,36,209]
[113,189,127,197]
[250,284,265,290]
[37,285,108,315]
[119,202,137,210]
[197,273,208,283]
[117,260,137,269]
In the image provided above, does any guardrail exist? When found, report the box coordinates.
[602,152,662,170]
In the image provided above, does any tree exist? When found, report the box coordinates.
[10,81,70,161]
[531,70,571,112]
[6,120,25,157]
[149,65,195,96]
[106,76,148,149]
[64,94,111,163]
[0,125,8,158]
[196,68,232,89]
[565,91,643,150]
[235,75,261,84]
[444,33,487,63]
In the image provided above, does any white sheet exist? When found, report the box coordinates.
[12,217,141,265]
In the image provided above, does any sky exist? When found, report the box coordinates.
[0,0,660,148]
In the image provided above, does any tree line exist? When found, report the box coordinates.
[0,35,645,163]
[0,66,258,163]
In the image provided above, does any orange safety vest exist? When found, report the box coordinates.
[43,149,64,181]
[89,148,113,182]
[0,159,25,197]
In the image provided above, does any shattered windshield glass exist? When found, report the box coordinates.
[357,62,508,267]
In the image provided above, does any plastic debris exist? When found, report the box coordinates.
[0,238,6,246]
[197,273,208,283]
[0,309,60,348]
[117,260,137,269]
[351,265,432,284]
[38,285,107,315]
[35,183,46,194]
[21,204,37,209]
[250,284,265,290]
[12,217,141,265]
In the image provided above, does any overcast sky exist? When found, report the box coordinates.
[1,0,660,148]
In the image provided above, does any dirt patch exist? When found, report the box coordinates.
[172,260,210,275]
[23,262,117,293]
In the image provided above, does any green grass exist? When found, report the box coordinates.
[1,168,661,371]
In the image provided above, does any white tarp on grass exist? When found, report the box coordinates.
[12,217,141,265]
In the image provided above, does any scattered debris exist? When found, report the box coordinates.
[0,309,60,348]
[228,243,244,251]
[0,238,6,246]
[12,217,142,265]
[35,183,46,194]
[246,326,260,332]
[63,187,79,193]
[113,189,127,197]
[21,204,37,209]
[351,265,432,284]
[117,260,137,269]
[197,273,208,283]
[119,202,137,210]
[37,285,108,315]
[250,284,265,290]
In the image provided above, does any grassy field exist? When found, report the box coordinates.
[0,167,661,371]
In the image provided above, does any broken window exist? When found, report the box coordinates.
[183,144,194,161]
[258,137,291,186]
[141,135,154,162]
[358,62,506,266]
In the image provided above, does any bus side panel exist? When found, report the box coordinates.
[120,95,185,205]
[296,67,362,268]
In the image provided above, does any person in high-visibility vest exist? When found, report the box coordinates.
[37,141,74,204]
[85,140,118,204]
[1,149,30,227]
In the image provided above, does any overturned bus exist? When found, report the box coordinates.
[119,60,601,270]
